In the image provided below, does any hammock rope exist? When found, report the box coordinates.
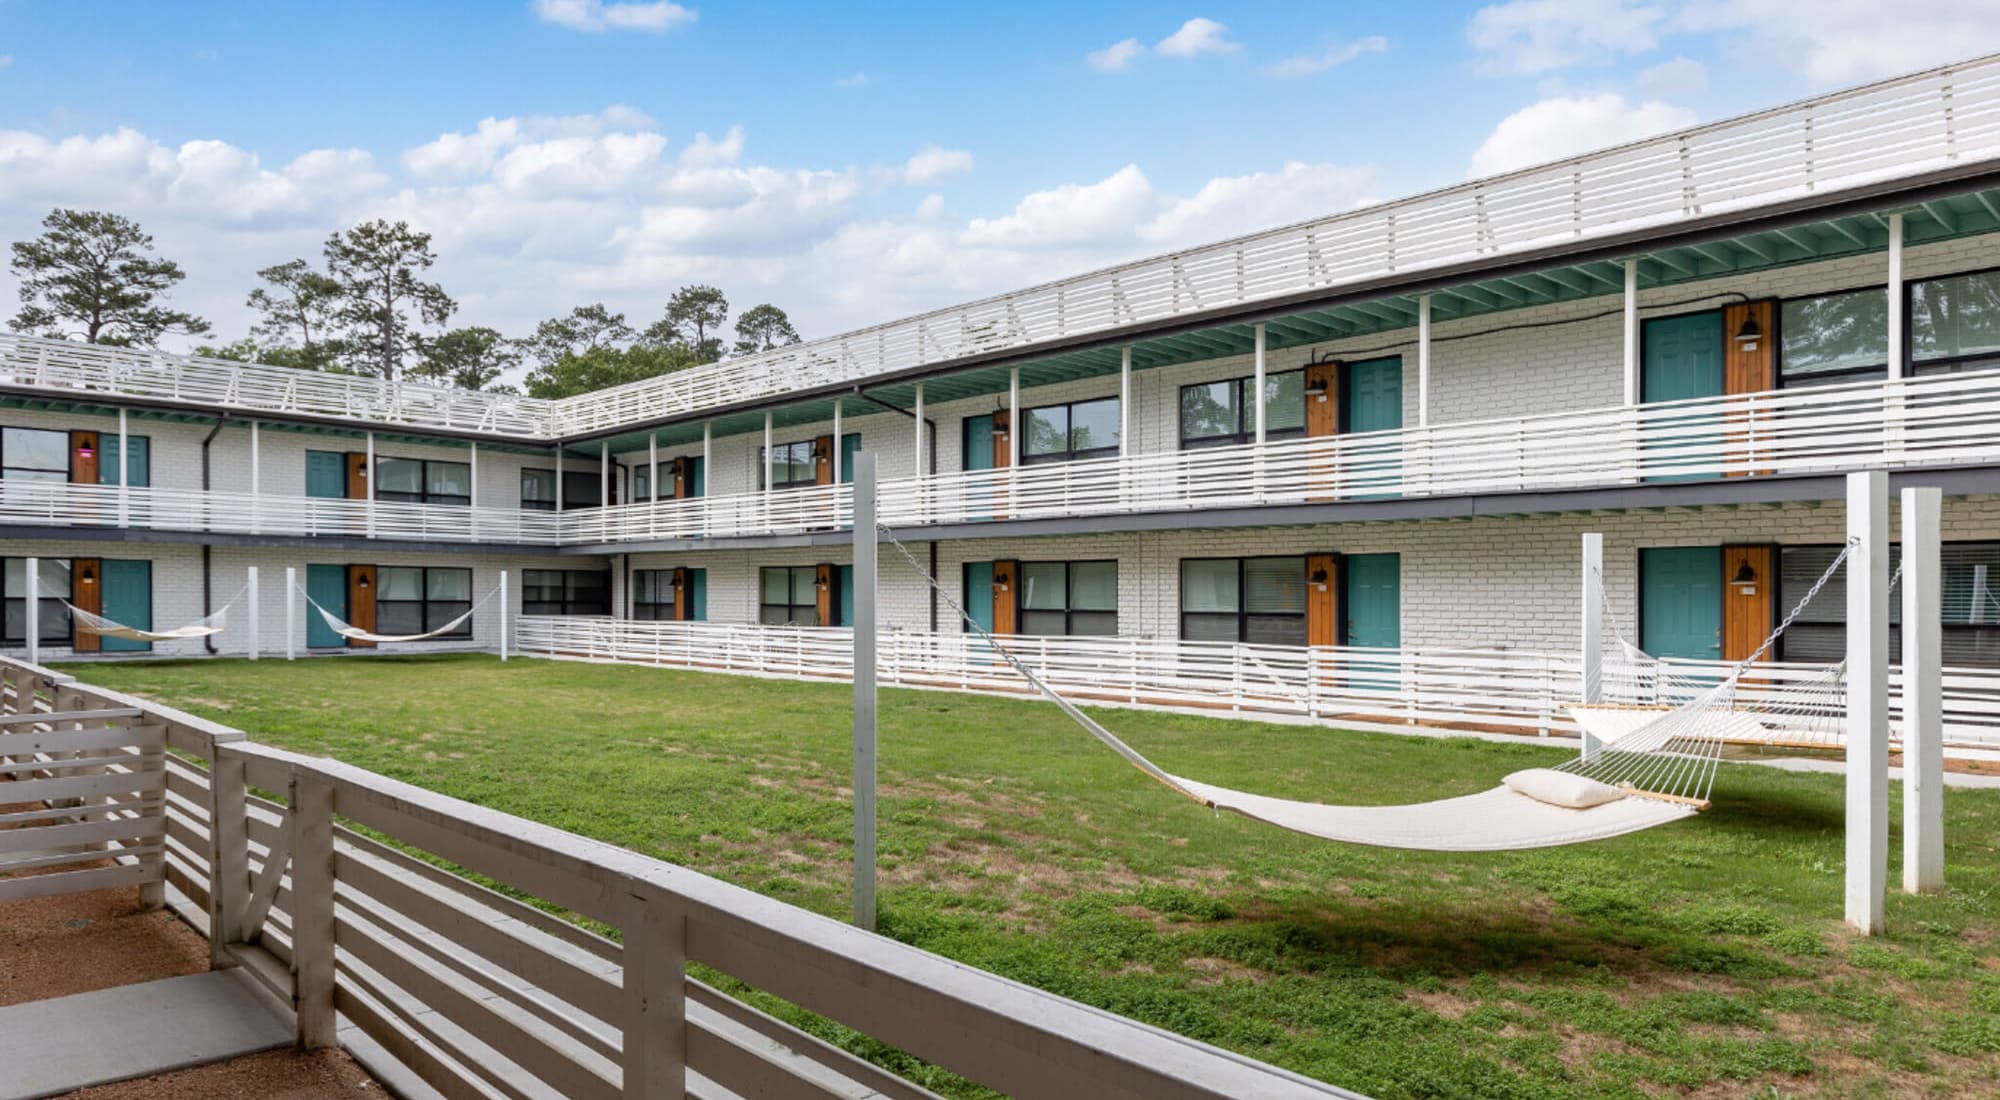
[48,580,247,642]
[294,581,503,644]
[873,523,1858,851]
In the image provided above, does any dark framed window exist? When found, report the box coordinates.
[1018,560,1118,637]
[633,569,677,620]
[2,427,70,483]
[521,468,556,511]
[1910,267,2000,376]
[376,567,473,639]
[1023,397,1120,464]
[1779,286,1888,387]
[1179,370,1306,449]
[1180,556,1306,646]
[376,457,471,506]
[521,468,602,511]
[523,569,609,617]
[759,565,820,626]
[757,440,818,490]
[2,557,71,644]
[1780,541,2000,667]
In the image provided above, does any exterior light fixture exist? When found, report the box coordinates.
[357,574,371,590]
[76,440,95,459]
[993,570,1011,593]
[1734,315,1762,351]
[1731,559,1758,595]
[79,566,96,584]
[1310,567,1330,591]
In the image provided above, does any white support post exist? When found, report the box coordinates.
[1008,368,1020,467]
[702,422,712,537]
[555,447,565,513]
[1119,346,1132,456]
[1579,533,1605,764]
[25,557,38,668]
[499,569,510,662]
[763,411,774,496]
[1252,323,1268,444]
[646,434,659,504]
[285,567,296,661]
[1846,470,1889,934]
[365,431,376,539]
[913,382,926,476]
[468,441,480,541]
[831,400,843,484]
[852,451,878,932]
[246,566,259,661]
[1622,260,1639,406]
[1887,213,1906,380]
[1901,485,1944,894]
[600,441,610,507]
[116,407,129,528]
[1417,294,1432,428]
[250,420,261,534]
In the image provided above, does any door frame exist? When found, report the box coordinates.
[1636,545,1724,661]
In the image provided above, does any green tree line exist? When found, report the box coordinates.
[6,207,804,399]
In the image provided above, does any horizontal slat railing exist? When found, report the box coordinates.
[0,652,1361,1100]
[513,617,2000,751]
[0,481,566,544]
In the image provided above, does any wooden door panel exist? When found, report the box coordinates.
[1721,545,1774,664]
[71,557,102,653]
[347,564,377,649]
[1305,554,1338,648]
[991,560,1018,635]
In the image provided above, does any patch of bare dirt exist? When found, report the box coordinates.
[52,1048,379,1099]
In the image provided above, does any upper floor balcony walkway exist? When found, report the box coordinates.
[4,55,1999,445]
[4,366,1998,549]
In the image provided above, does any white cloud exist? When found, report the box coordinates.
[1635,55,1706,96]
[1270,35,1388,78]
[679,126,744,168]
[903,145,973,185]
[1467,0,1665,75]
[1088,38,1144,72]
[0,56,12,69]
[532,0,696,33]
[834,71,873,88]
[963,165,1159,248]
[1674,0,2000,85]
[1156,17,1240,58]
[1468,92,1696,176]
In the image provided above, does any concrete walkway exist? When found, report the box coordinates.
[0,969,292,1100]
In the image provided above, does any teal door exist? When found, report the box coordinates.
[689,457,705,498]
[689,569,707,620]
[962,416,996,472]
[838,564,854,627]
[1640,547,1722,660]
[99,559,152,653]
[840,434,862,484]
[98,437,150,487]
[1344,357,1402,498]
[306,564,347,648]
[305,451,347,499]
[1642,311,1725,481]
[1343,553,1401,688]
[963,562,994,634]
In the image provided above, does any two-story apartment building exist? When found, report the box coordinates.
[6,56,2000,743]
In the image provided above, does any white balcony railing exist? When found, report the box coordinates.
[514,618,2000,752]
[0,481,565,544]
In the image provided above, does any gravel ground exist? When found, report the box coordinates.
[49,1048,381,1099]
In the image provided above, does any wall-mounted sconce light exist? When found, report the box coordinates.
[993,571,1011,593]
[357,574,372,590]
[76,440,95,460]
[1731,559,1758,595]
[1734,314,1762,353]
[1310,566,1330,592]
[79,566,96,585]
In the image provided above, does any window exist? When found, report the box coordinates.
[2,557,71,644]
[759,565,820,626]
[1023,397,1120,464]
[757,440,818,490]
[522,570,610,617]
[375,567,473,639]
[633,570,677,620]
[1018,561,1118,637]
[3,427,70,483]
[1911,268,2000,375]
[99,435,150,487]
[1180,370,1306,448]
[521,468,602,510]
[1780,287,1887,386]
[1781,542,2000,667]
[376,458,471,506]
[634,464,653,502]
[1180,557,1306,645]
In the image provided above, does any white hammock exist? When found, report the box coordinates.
[876,524,1856,853]
[299,583,499,645]
[68,603,229,642]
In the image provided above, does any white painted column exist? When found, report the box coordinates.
[647,434,658,503]
[1580,533,1604,762]
[1887,213,1906,380]
[285,566,297,661]
[246,566,260,661]
[599,441,611,540]
[1119,346,1132,456]
[701,422,712,537]
[763,411,774,496]
[25,557,38,668]
[832,400,843,484]
[1622,260,1640,406]
[499,569,510,662]
[468,441,480,541]
[116,407,129,528]
[1417,294,1433,428]
[913,382,926,476]
[554,448,564,512]
[1008,367,1021,467]
[852,451,877,932]
[1902,485,1944,894]
[365,431,376,539]
[1846,469,1889,934]
[1252,323,1268,444]
[249,420,261,535]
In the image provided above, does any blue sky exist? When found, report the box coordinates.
[3,0,1998,357]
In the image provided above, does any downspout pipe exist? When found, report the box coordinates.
[200,414,229,654]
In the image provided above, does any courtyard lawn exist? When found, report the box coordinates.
[64,653,2000,1100]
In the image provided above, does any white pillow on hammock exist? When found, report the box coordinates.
[1502,768,1628,810]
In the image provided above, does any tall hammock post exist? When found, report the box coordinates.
[247,567,260,660]
[25,557,38,668]
[852,451,878,932]
[1579,533,1604,763]
[1902,486,1945,895]
[285,567,297,661]
[1847,470,1890,935]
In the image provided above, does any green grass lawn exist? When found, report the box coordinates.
[65,653,2000,1099]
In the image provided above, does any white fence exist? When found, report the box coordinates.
[514,617,2000,752]
[0,656,1358,1100]
[0,479,567,544]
